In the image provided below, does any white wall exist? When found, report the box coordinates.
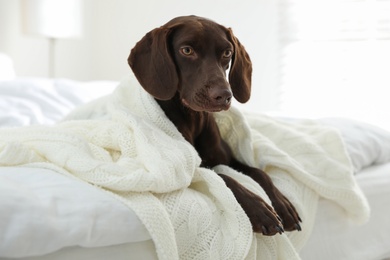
[0,0,281,111]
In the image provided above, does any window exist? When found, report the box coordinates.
[277,0,390,129]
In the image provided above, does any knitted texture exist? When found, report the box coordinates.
[0,74,369,260]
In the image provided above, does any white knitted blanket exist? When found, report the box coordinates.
[0,74,369,260]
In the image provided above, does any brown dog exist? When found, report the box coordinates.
[128,15,301,235]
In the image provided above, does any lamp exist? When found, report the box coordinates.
[21,0,82,77]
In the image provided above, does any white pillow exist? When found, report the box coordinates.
[0,78,117,126]
[318,118,390,172]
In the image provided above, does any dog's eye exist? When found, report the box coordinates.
[180,46,194,56]
[223,50,233,58]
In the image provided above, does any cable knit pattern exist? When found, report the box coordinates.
[0,74,369,260]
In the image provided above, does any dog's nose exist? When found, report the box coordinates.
[209,88,232,105]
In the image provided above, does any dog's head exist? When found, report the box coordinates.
[128,15,252,112]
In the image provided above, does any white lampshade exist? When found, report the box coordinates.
[22,0,82,38]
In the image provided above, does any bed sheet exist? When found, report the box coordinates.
[300,162,390,260]
[1,162,389,260]
[0,166,151,258]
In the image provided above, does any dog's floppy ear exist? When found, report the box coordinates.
[227,28,252,103]
[128,27,178,100]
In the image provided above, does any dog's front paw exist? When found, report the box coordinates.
[242,193,284,236]
[219,173,284,235]
[271,191,302,232]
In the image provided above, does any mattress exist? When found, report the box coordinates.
[1,163,388,260]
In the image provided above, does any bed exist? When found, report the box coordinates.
[1,58,390,260]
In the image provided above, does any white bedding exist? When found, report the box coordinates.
[0,78,117,126]
[301,162,390,260]
[0,77,390,259]
[0,166,151,258]
[2,163,389,260]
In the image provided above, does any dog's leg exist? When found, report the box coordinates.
[230,158,302,232]
[194,119,285,235]
[218,173,284,235]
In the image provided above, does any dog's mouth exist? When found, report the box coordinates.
[181,98,231,112]
[180,86,233,112]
